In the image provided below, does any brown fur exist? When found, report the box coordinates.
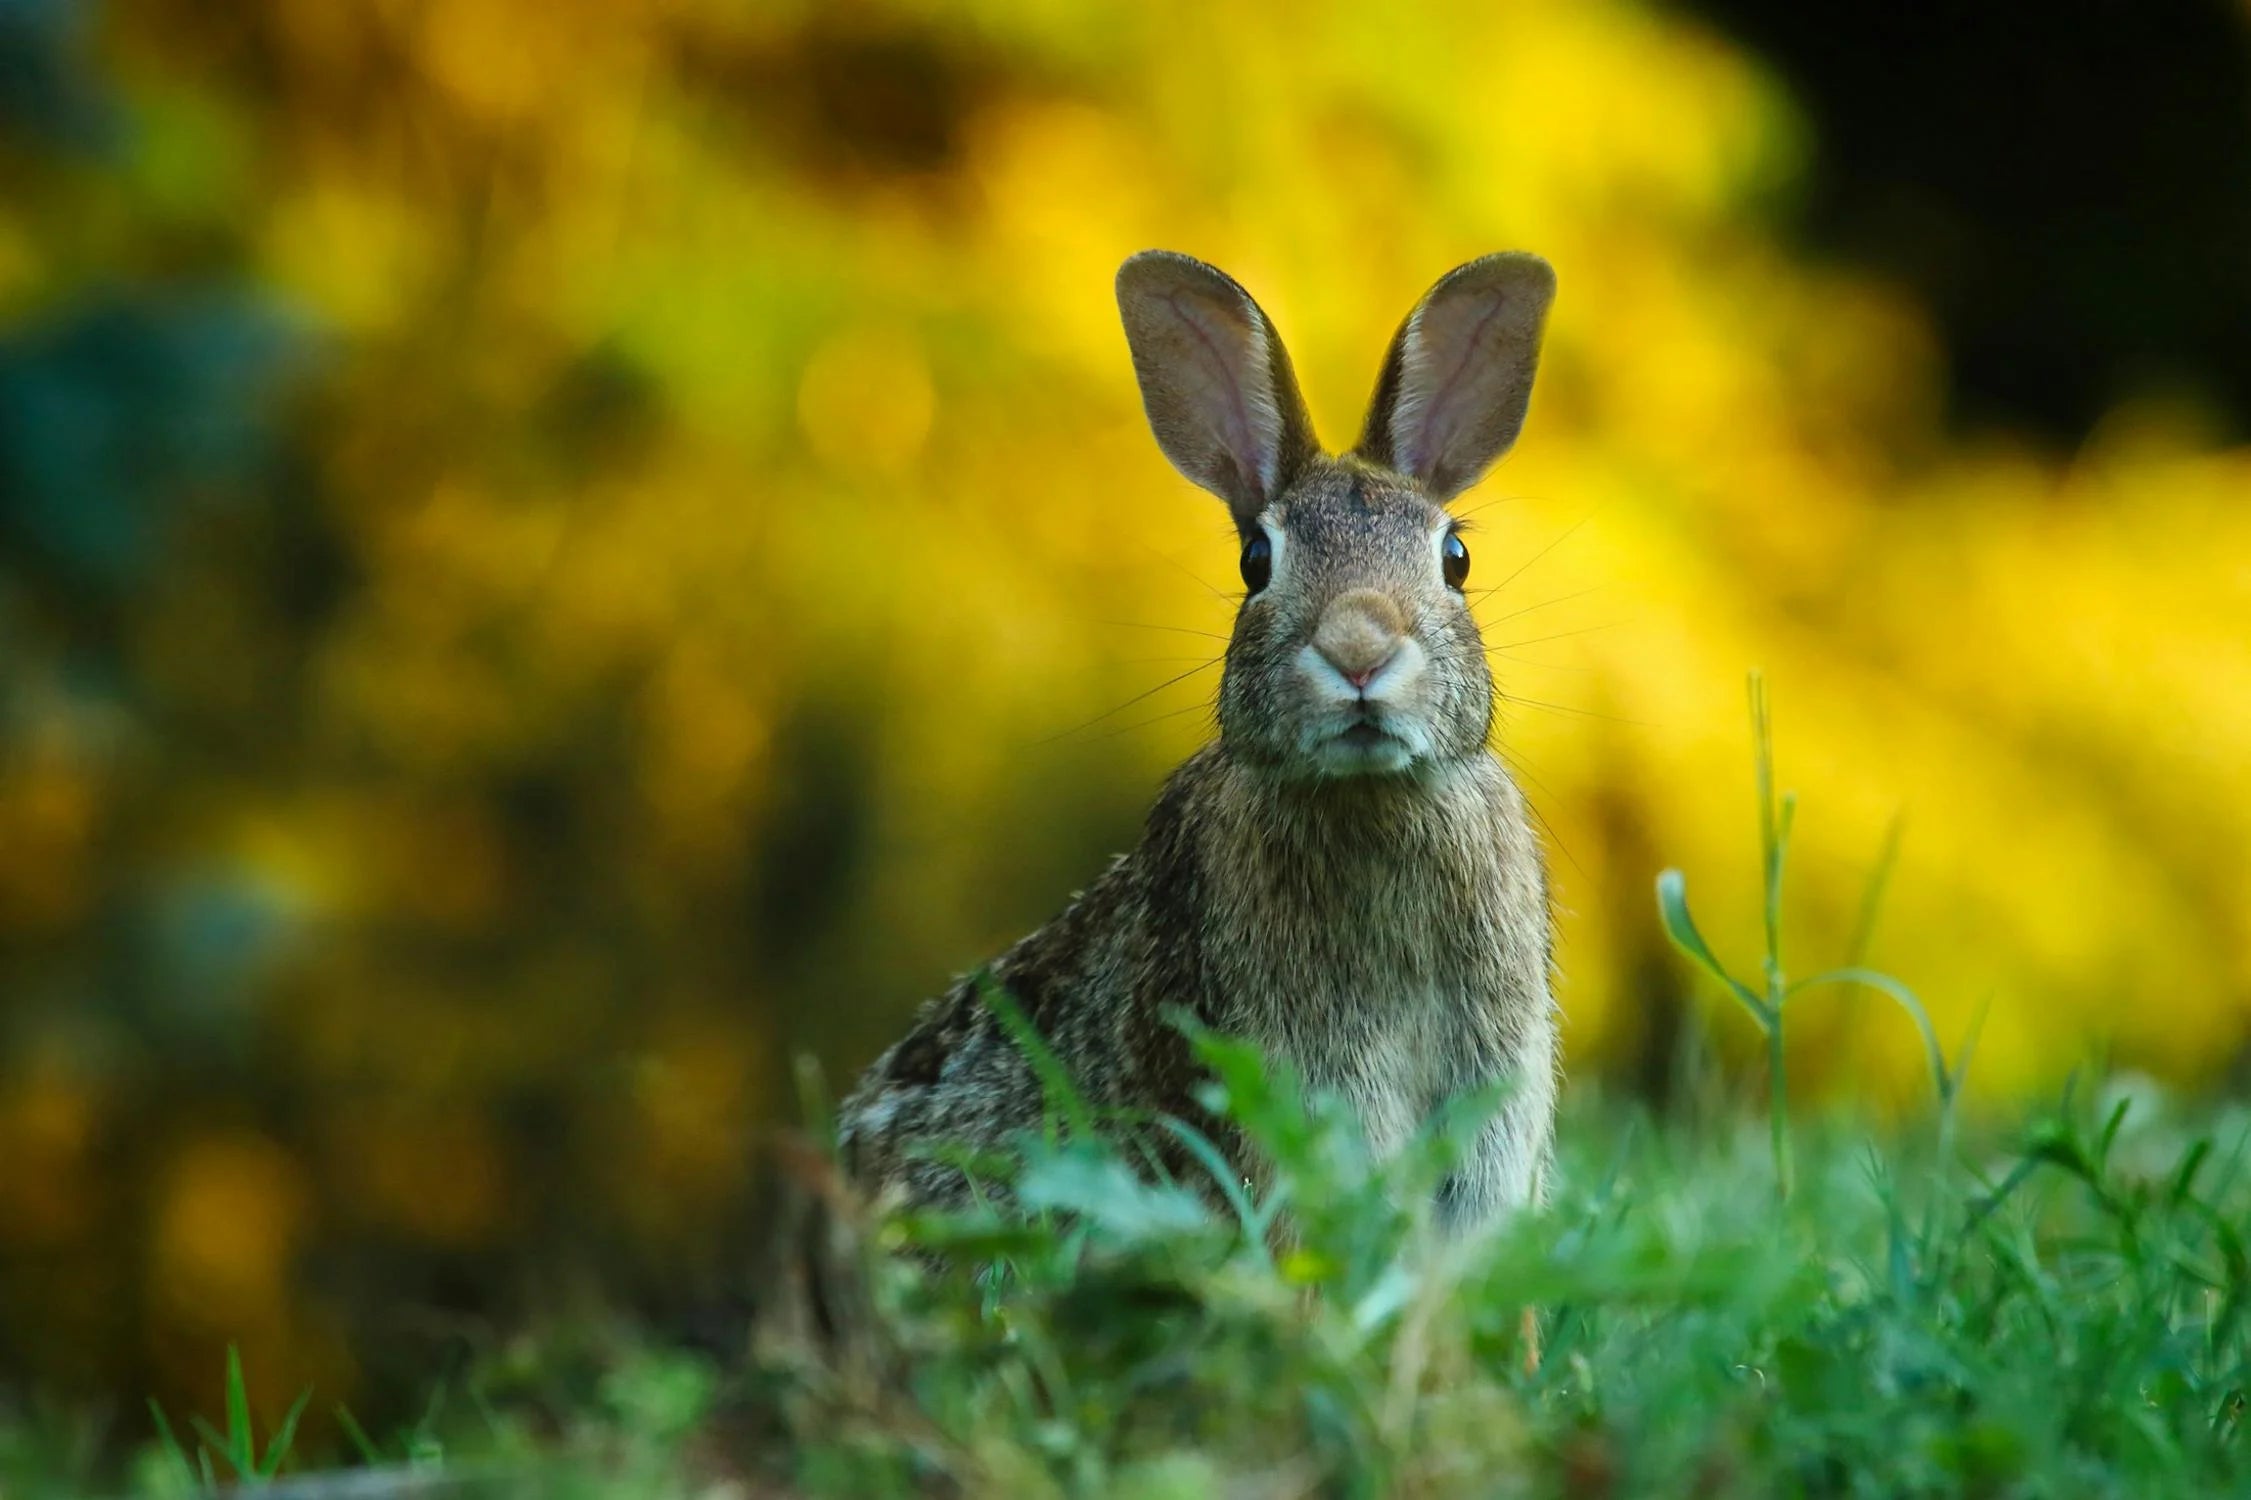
[839,251,1561,1234]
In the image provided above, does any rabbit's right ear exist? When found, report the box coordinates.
[1355,253,1555,502]
[1116,251,1320,530]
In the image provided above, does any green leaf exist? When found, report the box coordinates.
[1174,1010,1312,1158]
[980,971,1097,1138]
[1655,869,1769,1027]
[1787,966,1949,1103]
[1155,1115,1265,1242]
[2096,1096,2132,1166]
[888,1214,1055,1262]
[2183,1196,2249,1347]
[2168,1138,2213,1208]
[1018,1145,1212,1245]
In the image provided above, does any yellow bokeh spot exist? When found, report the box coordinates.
[152,1134,307,1330]
[0,1063,99,1246]
[797,325,937,474]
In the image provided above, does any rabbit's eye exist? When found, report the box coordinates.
[1442,531,1471,590]
[1240,533,1273,594]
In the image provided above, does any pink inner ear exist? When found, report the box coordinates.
[1156,289,1284,498]
[1161,291,1262,486]
[1404,293,1509,481]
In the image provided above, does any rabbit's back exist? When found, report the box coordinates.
[837,763,1223,1207]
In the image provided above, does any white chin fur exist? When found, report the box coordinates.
[1309,733,1419,778]
[1296,706,1436,777]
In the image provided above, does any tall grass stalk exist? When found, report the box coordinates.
[1657,671,1963,1199]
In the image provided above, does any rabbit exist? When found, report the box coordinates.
[837,249,1560,1236]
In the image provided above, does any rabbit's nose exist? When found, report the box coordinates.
[1314,589,1406,689]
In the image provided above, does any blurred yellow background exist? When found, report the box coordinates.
[1,0,2247,1434]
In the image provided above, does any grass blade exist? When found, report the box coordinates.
[980,971,1097,1138]
[146,1400,198,1492]
[188,1417,234,1478]
[224,1345,253,1475]
[334,1404,383,1467]
[258,1387,312,1478]
[1846,813,1908,969]
[1787,966,1950,1104]
[1656,869,1769,1026]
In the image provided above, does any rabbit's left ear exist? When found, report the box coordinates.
[1116,251,1320,532]
[1355,253,1555,502]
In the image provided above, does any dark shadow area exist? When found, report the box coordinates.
[1682,0,2251,443]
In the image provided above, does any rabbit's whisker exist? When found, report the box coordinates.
[1138,540,1239,606]
[1104,620,1231,643]
[1483,509,1600,599]
[1496,692,1653,728]
[1418,630,1604,676]
[1038,658,1222,745]
[1085,699,1219,744]
[1488,621,1620,651]
[1490,742,1587,880]
[1490,652,1592,674]
[1420,622,1620,677]
[1471,584,1605,620]
[1448,491,1535,525]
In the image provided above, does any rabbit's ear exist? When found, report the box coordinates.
[1355,253,1555,502]
[1116,251,1320,528]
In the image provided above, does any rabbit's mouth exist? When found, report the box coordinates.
[1307,715,1418,777]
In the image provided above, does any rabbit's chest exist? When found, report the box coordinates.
[1311,981,1487,1158]
[1273,923,1512,1144]
[1212,851,1543,1155]
[1193,754,1552,1157]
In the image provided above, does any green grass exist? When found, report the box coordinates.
[23,1072,2236,1499]
[9,1067,2246,1497]
[6,682,2248,1497]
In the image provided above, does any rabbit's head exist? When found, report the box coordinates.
[1117,251,1555,780]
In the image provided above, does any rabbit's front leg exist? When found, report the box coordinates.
[1433,1042,1555,1236]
